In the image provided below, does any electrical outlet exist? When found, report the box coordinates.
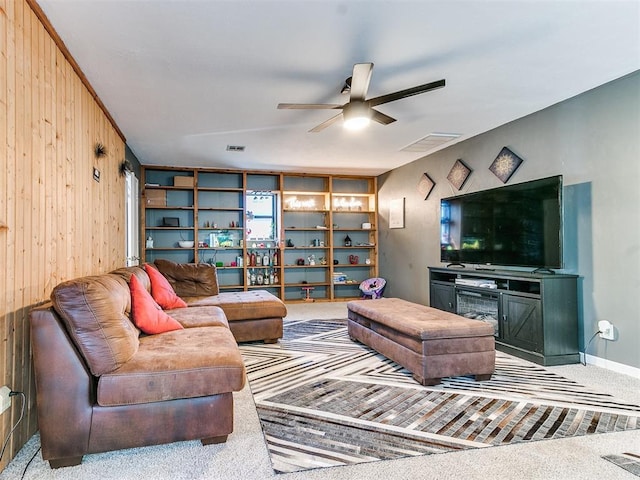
[598,320,615,341]
[0,386,11,414]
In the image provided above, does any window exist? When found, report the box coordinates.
[246,192,279,242]
[125,171,140,266]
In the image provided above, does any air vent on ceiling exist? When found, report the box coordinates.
[226,145,246,152]
[400,133,461,153]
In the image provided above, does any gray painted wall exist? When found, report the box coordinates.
[126,144,142,178]
[378,71,639,369]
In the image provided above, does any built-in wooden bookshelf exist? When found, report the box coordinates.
[141,168,378,302]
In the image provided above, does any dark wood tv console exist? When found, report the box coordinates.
[428,266,579,366]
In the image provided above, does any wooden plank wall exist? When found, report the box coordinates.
[0,0,127,470]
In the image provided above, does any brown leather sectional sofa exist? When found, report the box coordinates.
[29,262,287,468]
[153,259,286,343]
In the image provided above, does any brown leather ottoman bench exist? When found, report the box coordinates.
[347,298,495,386]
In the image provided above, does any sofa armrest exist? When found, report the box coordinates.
[30,306,94,462]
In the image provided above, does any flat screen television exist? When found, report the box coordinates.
[440,175,563,269]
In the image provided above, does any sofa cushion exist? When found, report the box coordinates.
[154,259,219,297]
[51,274,140,376]
[166,305,229,329]
[130,274,184,334]
[144,263,188,309]
[97,326,246,406]
[183,290,287,321]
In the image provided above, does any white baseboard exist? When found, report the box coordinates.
[581,353,640,379]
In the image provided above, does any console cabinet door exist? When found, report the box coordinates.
[501,294,542,353]
[430,283,456,313]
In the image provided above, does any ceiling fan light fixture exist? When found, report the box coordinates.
[278,63,444,133]
[344,116,370,130]
[343,102,371,130]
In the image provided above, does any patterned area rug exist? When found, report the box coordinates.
[239,319,640,474]
[602,452,640,477]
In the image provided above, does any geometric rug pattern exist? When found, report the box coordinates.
[239,319,640,474]
[602,452,640,477]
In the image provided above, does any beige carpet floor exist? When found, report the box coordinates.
[1,302,639,480]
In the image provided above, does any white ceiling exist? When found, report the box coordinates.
[37,0,640,176]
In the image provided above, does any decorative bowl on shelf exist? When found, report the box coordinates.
[178,241,194,248]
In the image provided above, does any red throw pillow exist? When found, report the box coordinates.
[130,274,184,334]
[144,264,188,309]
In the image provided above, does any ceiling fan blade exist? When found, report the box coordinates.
[370,108,396,125]
[349,63,374,101]
[278,103,342,109]
[309,112,343,133]
[367,79,445,107]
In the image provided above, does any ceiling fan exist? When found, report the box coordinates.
[277,63,445,132]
